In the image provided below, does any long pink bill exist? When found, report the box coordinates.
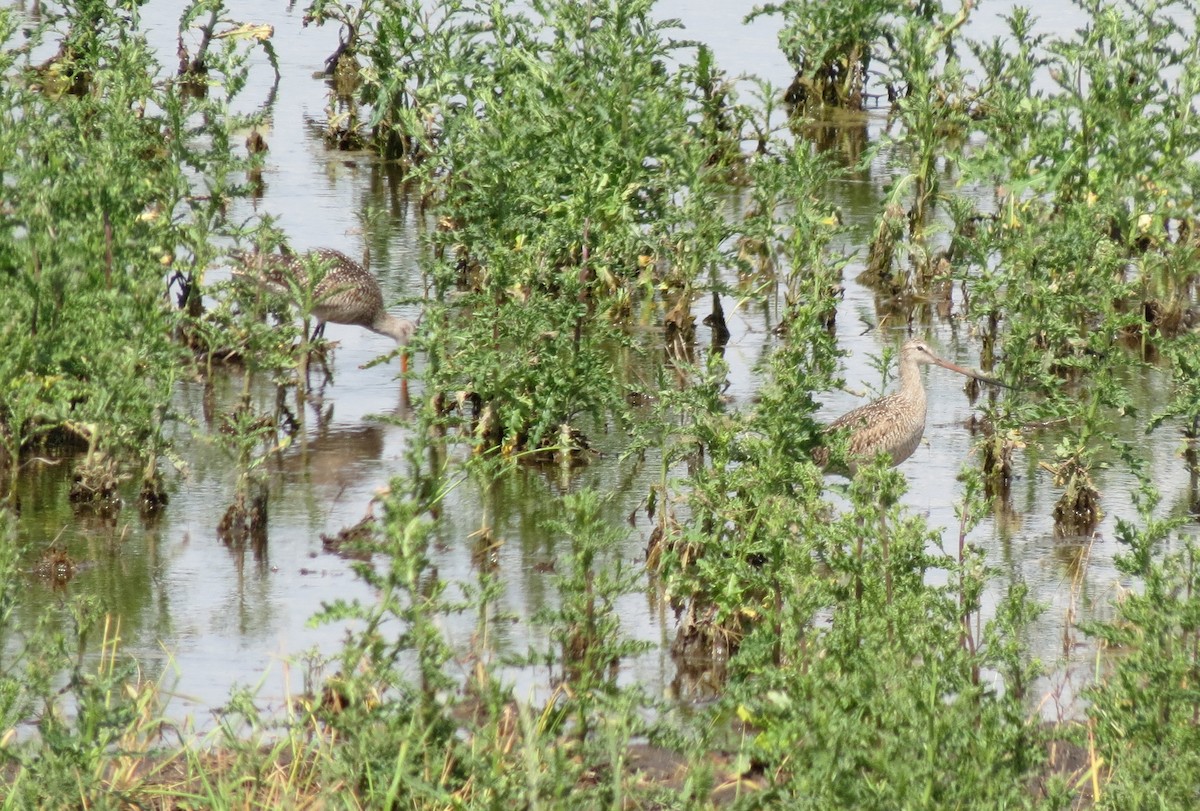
[928,355,1008,388]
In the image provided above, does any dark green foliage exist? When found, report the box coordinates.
[0,17,181,494]
[373,0,750,455]
[655,327,1046,805]
[721,467,1045,808]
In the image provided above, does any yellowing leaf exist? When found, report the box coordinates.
[214,23,274,42]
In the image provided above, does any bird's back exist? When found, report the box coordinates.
[308,249,385,329]
[238,248,385,328]
[825,387,927,471]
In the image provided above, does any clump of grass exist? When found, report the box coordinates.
[749,0,941,112]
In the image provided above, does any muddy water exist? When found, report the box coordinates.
[10,1,1199,724]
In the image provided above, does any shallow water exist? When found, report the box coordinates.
[9,0,1200,726]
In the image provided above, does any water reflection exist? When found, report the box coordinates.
[277,422,385,496]
[790,112,871,168]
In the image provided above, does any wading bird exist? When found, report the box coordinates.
[234,247,415,373]
[821,339,1003,475]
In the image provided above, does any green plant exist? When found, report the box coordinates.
[303,0,486,160]
[302,424,465,804]
[748,0,917,111]
[2,603,171,807]
[530,490,650,733]
[860,0,973,289]
[384,0,748,456]
[0,0,271,509]
[1083,484,1200,808]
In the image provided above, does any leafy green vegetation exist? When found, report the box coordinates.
[4,0,1200,807]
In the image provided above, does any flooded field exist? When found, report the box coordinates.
[6,0,1200,806]
[8,0,1197,722]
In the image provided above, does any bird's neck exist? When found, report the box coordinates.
[896,357,925,402]
[373,313,411,344]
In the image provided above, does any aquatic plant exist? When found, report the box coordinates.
[0,21,179,502]
[303,0,485,159]
[1150,332,1200,513]
[860,0,973,289]
[749,0,952,112]
[948,0,1200,530]
[1083,484,1200,807]
[382,0,748,457]
[0,0,270,507]
[0,577,171,808]
[305,463,464,805]
[644,131,843,656]
[721,468,1045,807]
[528,490,651,737]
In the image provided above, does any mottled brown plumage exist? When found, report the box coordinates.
[234,247,414,371]
[822,339,1000,475]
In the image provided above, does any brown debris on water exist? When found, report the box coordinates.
[321,513,378,560]
[246,129,268,196]
[551,423,593,467]
[735,232,776,276]
[474,401,502,449]
[34,545,75,584]
[245,129,268,155]
[669,602,737,701]
[68,451,124,515]
[644,498,685,573]
[1136,296,1199,340]
[980,428,1022,501]
[664,292,696,347]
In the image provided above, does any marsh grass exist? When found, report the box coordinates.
[749,0,926,112]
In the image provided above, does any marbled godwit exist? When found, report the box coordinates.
[821,339,1002,475]
[234,247,415,372]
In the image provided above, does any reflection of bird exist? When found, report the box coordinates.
[821,339,1003,475]
[274,423,386,493]
[234,247,415,372]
